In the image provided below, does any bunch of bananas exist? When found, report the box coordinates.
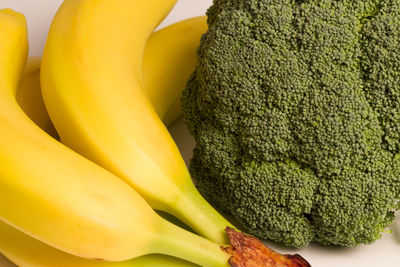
[0,1,311,267]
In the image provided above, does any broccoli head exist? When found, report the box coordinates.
[182,0,400,248]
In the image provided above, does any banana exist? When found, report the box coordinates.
[41,0,231,244]
[0,8,231,266]
[1,16,207,266]
[17,16,206,137]
[143,16,207,125]
[16,57,59,139]
[0,220,196,267]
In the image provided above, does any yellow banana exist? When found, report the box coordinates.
[0,8,232,266]
[16,16,206,137]
[41,0,231,244]
[16,57,59,139]
[0,220,196,267]
[143,16,207,125]
[1,16,207,266]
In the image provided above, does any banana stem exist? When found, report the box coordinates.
[156,219,230,267]
[169,184,234,244]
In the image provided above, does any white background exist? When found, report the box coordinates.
[1,0,400,266]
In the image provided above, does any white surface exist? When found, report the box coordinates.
[0,0,399,266]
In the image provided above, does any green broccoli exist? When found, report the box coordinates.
[182,0,400,248]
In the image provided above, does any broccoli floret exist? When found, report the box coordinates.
[182,0,400,248]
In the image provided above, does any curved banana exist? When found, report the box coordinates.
[2,16,207,266]
[41,0,231,244]
[143,16,207,125]
[0,220,196,267]
[16,57,59,139]
[17,16,206,137]
[0,8,230,266]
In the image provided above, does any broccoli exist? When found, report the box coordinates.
[182,0,400,248]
